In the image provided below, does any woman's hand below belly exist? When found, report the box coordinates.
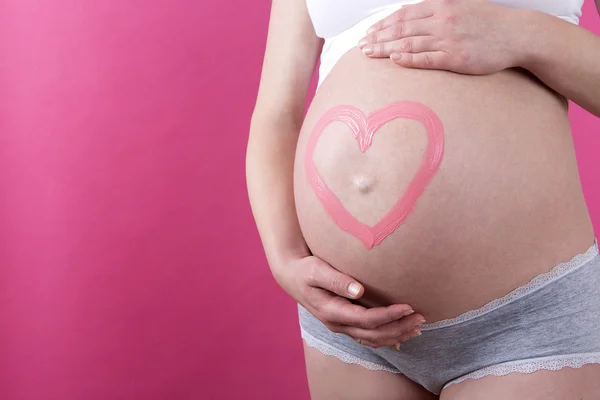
[293,48,595,322]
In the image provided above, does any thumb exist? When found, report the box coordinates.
[310,258,364,299]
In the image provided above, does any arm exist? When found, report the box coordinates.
[246,0,321,271]
[519,8,600,117]
[357,0,600,116]
[247,0,424,348]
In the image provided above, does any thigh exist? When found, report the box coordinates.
[303,343,437,400]
[440,365,600,400]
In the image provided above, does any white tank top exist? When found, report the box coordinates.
[306,0,585,87]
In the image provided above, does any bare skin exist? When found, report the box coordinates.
[304,344,437,400]
[249,0,600,399]
[440,365,600,400]
[246,0,423,352]
[306,344,600,400]
[297,47,595,400]
[294,46,595,321]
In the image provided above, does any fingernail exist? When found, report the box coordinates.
[393,343,401,350]
[358,37,368,47]
[418,318,426,324]
[363,46,373,56]
[348,283,361,297]
[390,53,402,61]
[367,26,377,34]
[400,309,415,318]
[412,328,422,337]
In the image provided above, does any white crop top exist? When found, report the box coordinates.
[306,0,585,87]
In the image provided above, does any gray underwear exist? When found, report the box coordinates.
[299,240,600,395]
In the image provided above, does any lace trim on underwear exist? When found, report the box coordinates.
[300,327,401,374]
[443,352,600,390]
[421,239,599,331]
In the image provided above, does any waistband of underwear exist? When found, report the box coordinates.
[420,238,599,331]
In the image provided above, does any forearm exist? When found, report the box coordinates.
[246,116,310,276]
[518,10,600,117]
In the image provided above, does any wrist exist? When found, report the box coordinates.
[266,242,310,279]
[510,9,550,70]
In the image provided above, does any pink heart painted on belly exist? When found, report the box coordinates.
[305,102,445,249]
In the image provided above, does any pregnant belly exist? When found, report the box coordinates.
[293,47,595,322]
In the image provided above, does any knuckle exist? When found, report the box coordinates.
[397,23,404,36]
[312,308,323,321]
[424,53,435,67]
[299,281,311,297]
[318,309,334,323]
[390,24,403,39]
[370,337,384,346]
[305,261,318,286]
[362,319,378,330]
[426,37,438,49]
[395,9,405,21]
[312,305,325,318]
[401,39,413,52]
[458,49,470,63]
[355,318,369,329]
[329,273,344,293]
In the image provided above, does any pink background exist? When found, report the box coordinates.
[0,1,598,399]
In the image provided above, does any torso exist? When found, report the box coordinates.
[293,46,595,322]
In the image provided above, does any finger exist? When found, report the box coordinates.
[390,326,423,350]
[390,51,452,70]
[306,258,364,300]
[359,20,432,48]
[366,3,435,34]
[362,36,439,58]
[337,314,426,347]
[397,326,423,343]
[320,296,415,328]
[353,337,381,349]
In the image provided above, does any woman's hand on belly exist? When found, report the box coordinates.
[358,0,528,75]
[277,254,425,349]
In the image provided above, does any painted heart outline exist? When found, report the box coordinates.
[305,102,445,249]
